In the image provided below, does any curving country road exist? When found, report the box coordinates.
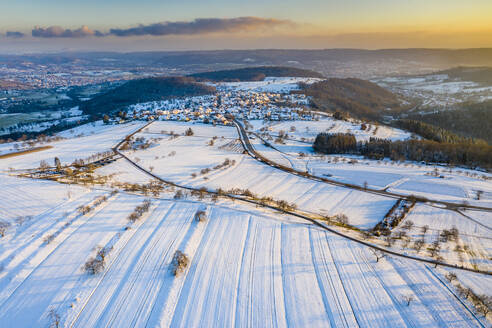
[230,118,492,213]
[112,120,491,276]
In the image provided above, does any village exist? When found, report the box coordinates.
[122,89,316,125]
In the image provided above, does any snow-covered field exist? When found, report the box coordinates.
[0,121,144,170]
[0,74,490,327]
[253,117,412,143]
[107,121,396,230]
[393,204,492,271]
[306,157,492,206]
[0,189,486,327]
[213,77,321,93]
[0,174,88,222]
[374,74,492,108]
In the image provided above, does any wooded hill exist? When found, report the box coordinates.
[298,78,402,120]
[394,119,488,145]
[189,66,324,82]
[435,66,492,84]
[80,77,216,117]
[406,101,492,144]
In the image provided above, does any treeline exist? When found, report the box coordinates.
[298,78,402,120]
[314,133,492,169]
[313,133,357,154]
[190,66,323,82]
[80,77,216,117]
[406,101,492,144]
[0,118,90,143]
[435,66,492,84]
[394,119,487,145]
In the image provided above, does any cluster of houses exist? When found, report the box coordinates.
[122,90,315,125]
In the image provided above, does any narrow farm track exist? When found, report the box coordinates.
[309,229,359,328]
[234,217,287,328]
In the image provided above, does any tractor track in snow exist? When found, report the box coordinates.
[69,201,179,327]
[0,192,119,318]
[387,257,485,327]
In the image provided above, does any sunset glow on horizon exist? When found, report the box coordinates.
[1,0,491,51]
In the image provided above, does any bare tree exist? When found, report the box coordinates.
[39,159,50,170]
[184,128,194,136]
[403,295,414,306]
[402,220,414,231]
[385,235,394,247]
[413,239,425,252]
[48,308,61,328]
[171,250,189,276]
[174,190,184,199]
[445,272,457,282]
[195,210,207,222]
[335,213,349,225]
[0,220,10,237]
[477,295,492,317]
[428,239,441,258]
[370,249,386,262]
[54,157,62,171]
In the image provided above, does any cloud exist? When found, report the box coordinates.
[32,25,103,38]
[6,31,25,38]
[109,17,292,37]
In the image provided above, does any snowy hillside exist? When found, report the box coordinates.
[0,76,490,327]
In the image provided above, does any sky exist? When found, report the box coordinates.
[0,0,491,52]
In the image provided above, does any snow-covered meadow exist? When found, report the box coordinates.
[0,73,490,327]
[0,187,486,327]
[374,74,492,108]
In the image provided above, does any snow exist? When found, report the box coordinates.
[0,174,88,221]
[374,74,492,108]
[0,121,144,171]
[255,118,412,143]
[213,77,321,93]
[0,195,485,327]
[395,204,492,271]
[106,121,395,230]
[281,154,492,206]
[0,76,490,327]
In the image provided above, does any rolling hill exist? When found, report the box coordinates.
[189,66,324,82]
[80,77,216,117]
[298,78,402,119]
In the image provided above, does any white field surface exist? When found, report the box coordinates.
[374,74,492,108]
[0,121,144,171]
[242,125,492,207]
[0,118,490,326]
[213,77,322,93]
[0,189,486,327]
[0,174,88,222]
[253,117,412,143]
[109,121,396,230]
[305,157,492,207]
[393,204,492,271]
